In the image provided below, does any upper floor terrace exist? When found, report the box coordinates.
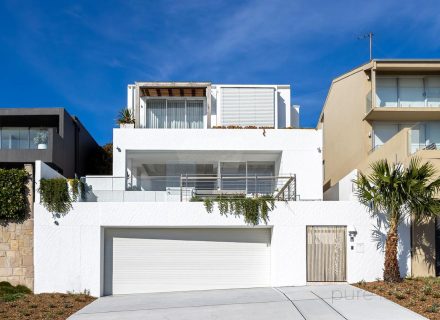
[82,127,323,202]
[127,82,299,129]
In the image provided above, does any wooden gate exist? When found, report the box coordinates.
[306,226,347,282]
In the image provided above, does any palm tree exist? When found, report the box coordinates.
[354,158,440,282]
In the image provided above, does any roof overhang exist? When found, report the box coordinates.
[135,82,211,98]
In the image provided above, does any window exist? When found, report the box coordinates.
[376,76,440,108]
[1,128,29,149]
[146,99,204,128]
[0,127,49,150]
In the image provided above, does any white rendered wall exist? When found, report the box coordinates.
[112,128,323,200]
[324,169,357,201]
[33,162,410,297]
[34,199,411,297]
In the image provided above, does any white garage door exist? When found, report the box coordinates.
[104,228,271,295]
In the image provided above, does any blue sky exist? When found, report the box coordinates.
[1,0,439,144]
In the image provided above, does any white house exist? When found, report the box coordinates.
[33,82,411,297]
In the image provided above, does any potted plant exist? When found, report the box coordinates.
[117,108,135,128]
[33,131,48,149]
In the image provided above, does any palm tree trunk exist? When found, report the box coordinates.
[383,218,401,282]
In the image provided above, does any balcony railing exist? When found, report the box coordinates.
[81,174,296,202]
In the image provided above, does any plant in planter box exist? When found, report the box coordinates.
[33,131,48,149]
[117,108,135,128]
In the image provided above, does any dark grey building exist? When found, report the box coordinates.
[0,108,100,178]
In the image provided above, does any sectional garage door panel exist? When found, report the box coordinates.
[104,228,271,295]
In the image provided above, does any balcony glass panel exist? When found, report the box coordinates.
[376,77,440,108]
[373,123,399,149]
[427,77,440,107]
[247,162,275,194]
[376,78,398,107]
[410,122,440,153]
[220,162,246,191]
[399,78,425,107]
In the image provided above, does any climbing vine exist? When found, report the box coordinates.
[39,178,72,214]
[203,195,275,226]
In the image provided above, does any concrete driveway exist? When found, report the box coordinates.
[69,284,426,320]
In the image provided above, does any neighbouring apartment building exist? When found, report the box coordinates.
[0,107,100,290]
[0,108,100,178]
[32,82,412,297]
[318,59,440,277]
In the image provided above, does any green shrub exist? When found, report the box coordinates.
[423,284,433,295]
[0,168,29,221]
[39,178,72,214]
[426,303,440,313]
[394,291,406,300]
[0,282,31,302]
[1,293,25,302]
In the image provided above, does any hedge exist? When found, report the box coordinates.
[0,169,29,221]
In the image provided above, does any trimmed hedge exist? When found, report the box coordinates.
[0,168,29,221]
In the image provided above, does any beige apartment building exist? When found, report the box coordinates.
[319,59,440,277]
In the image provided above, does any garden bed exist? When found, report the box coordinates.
[0,282,95,320]
[355,277,440,319]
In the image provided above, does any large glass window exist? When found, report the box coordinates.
[376,76,440,108]
[0,127,48,150]
[146,99,204,128]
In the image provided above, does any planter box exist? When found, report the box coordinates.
[119,123,135,129]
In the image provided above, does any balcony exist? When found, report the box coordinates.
[81,174,296,202]
[359,123,440,173]
[365,76,440,121]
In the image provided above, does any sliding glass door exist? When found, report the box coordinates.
[146,99,204,128]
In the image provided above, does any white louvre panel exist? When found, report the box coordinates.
[105,228,271,295]
[221,87,275,127]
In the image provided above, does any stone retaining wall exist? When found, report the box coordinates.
[0,164,34,290]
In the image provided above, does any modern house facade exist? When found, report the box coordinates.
[318,59,440,277]
[0,108,100,178]
[31,82,412,297]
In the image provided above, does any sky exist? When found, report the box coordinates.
[1,0,440,145]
